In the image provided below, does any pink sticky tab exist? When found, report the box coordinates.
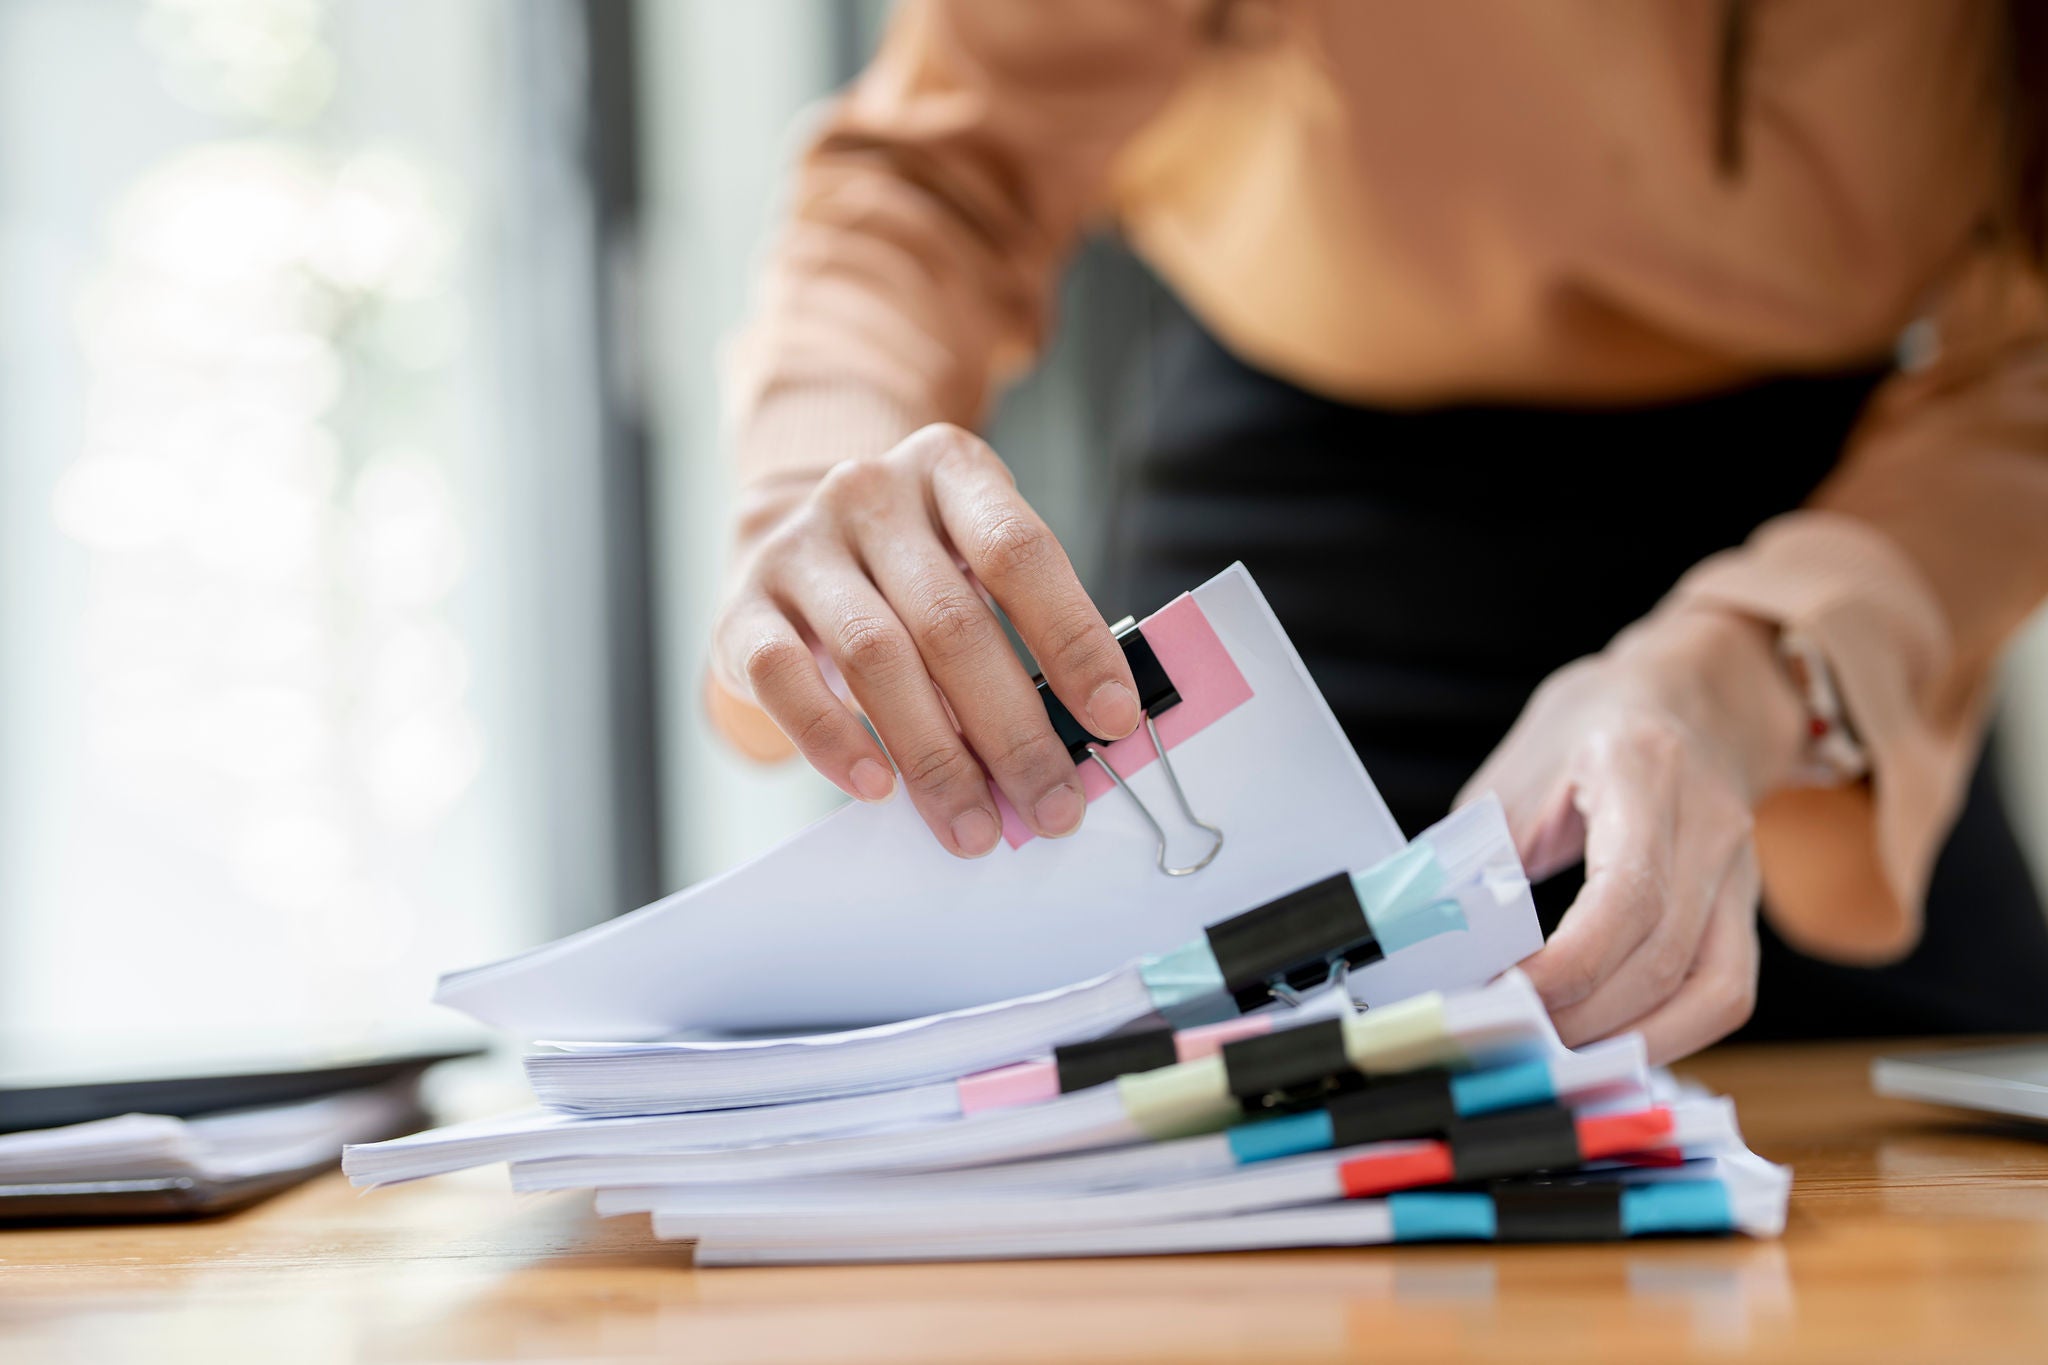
[956,1059,1060,1115]
[995,594,1255,849]
[1173,1012,1276,1063]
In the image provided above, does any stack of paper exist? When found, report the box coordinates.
[431,567,1527,1037]
[1,1079,425,1219]
[346,565,1789,1263]
[351,953,1786,1263]
[670,1154,1793,1266]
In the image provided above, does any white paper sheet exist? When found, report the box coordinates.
[0,1081,422,1185]
[435,564,1536,1039]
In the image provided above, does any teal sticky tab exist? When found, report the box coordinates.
[1138,938,1228,1013]
[1374,898,1468,953]
[1227,1110,1334,1165]
[1450,1059,1555,1116]
[1389,1192,1498,1242]
[1352,842,1443,916]
[1349,844,1467,953]
[1621,1181,1734,1236]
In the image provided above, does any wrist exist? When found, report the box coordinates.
[735,380,927,495]
[728,383,932,566]
[1612,606,1809,800]
[732,475,818,555]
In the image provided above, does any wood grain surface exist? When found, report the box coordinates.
[4,1038,2047,1363]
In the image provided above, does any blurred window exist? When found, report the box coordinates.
[0,0,652,1039]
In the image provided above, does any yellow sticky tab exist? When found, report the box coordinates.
[1116,1056,1239,1141]
[1341,993,1459,1074]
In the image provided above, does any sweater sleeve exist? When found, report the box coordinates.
[1665,241,2048,962]
[725,0,1202,492]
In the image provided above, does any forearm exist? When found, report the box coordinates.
[1808,349,2048,685]
[725,0,1199,532]
[1653,324,2048,958]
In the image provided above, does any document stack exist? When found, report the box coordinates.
[0,1042,472,1221]
[347,566,1789,1264]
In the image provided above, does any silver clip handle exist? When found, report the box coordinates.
[1087,712,1224,877]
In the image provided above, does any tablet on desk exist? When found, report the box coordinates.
[1872,1043,2048,1125]
[0,1031,483,1133]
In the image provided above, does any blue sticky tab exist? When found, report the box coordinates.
[1450,1059,1556,1116]
[1227,1110,1334,1165]
[1138,938,1229,1013]
[1621,1181,1734,1236]
[1349,845,1467,954]
[1389,1192,1498,1242]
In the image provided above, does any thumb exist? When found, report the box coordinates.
[1458,748,1584,882]
[1518,782,1588,881]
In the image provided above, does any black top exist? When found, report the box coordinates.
[1102,313,2048,1040]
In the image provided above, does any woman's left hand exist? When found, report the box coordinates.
[1457,608,1811,1063]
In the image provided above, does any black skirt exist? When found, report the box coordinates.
[1101,315,2048,1040]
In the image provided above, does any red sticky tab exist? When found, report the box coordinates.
[1613,1147,1687,1168]
[1573,1107,1676,1160]
[1338,1142,1457,1198]
[996,594,1256,848]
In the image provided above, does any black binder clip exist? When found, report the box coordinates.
[1204,872,1385,1012]
[1034,616,1223,876]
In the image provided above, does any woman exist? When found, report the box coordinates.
[704,1,2048,1062]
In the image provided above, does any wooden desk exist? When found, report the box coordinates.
[4,1039,2047,1364]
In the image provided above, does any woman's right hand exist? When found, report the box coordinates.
[707,423,1143,858]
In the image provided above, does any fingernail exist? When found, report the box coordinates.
[1087,681,1140,739]
[849,758,895,803]
[949,808,1000,857]
[1033,783,1086,837]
